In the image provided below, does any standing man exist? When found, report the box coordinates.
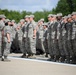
[42,23,48,57]
[65,15,73,63]
[22,15,30,58]
[2,19,12,61]
[10,20,17,53]
[17,19,26,57]
[47,14,55,61]
[27,15,36,58]
[56,13,63,62]
[0,14,6,60]
[36,19,45,54]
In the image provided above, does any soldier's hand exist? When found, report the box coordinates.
[7,39,10,43]
[33,35,36,39]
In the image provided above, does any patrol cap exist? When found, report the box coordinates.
[11,20,15,23]
[67,14,72,18]
[29,15,34,18]
[0,14,6,18]
[62,16,67,19]
[24,15,30,18]
[57,13,63,17]
[38,20,41,23]
[42,22,48,26]
[72,12,76,15]
[20,19,25,22]
[52,14,57,17]
[40,18,44,22]
[48,14,53,18]
[5,19,11,23]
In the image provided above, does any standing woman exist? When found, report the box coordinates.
[2,19,12,61]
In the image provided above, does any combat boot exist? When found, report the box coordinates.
[21,53,27,58]
[70,56,76,64]
[59,56,65,63]
[4,56,11,62]
[55,55,60,62]
[65,56,70,63]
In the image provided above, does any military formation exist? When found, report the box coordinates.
[0,12,76,64]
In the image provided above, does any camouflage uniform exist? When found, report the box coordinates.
[10,23,17,52]
[61,22,67,62]
[23,21,30,55]
[71,21,76,63]
[47,21,54,59]
[0,17,5,57]
[37,24,45,53]
[43,24,48,56]
[65,22,73,63]
[27,20,36,55]
[3,23,12,59]
[17,23,25,54]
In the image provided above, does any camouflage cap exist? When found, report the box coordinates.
[20,19,25,22]
[0,14,6,18]
[29,15,34,18]
[42,22,48,26]
[57,13,63,17]
[72,12,76,15]
[5,19,11,23]
[24,15,30,18]
[11,20,15,22]
[40,18,44,22]
[67,14,72,18]
[62,16,67,19]
[48,14,53,17]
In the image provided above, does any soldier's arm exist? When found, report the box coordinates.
[7,33,10,43]
[32,21,37,38]
[33,29,36,37]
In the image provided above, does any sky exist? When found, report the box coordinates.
[0,0,59,12]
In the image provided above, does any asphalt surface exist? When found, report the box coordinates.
[0,53,76,75]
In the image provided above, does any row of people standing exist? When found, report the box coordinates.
[36,12,76,64]
[0,14,37,61]
[0,12,76,64]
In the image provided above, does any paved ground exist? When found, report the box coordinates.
[0,53,76,75]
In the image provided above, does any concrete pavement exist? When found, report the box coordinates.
[0,53,76,75]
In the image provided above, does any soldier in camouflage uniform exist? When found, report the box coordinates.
[65,15,73,63]
[51,15,60,62]
[47,14,55,61]
[22,15,30,58]
[17,19,26,57]
[27,15,36,58]
[61,16,67,62]
[36,19,45,54]
[10,20,17,53]
[0,15,6,60]
[42,23,49,57]
[56,13,63,62]
[71,12,76,63]
[48,14,59,61]
[2,19,12,61]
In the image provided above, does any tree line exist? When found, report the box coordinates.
[0,0,76,23]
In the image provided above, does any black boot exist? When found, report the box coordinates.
[65,56,70,63]
[70,56,76,64]
[55,55,60,62]
[59,55,65,63]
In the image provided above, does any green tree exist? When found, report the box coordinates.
[54,0,76,15]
